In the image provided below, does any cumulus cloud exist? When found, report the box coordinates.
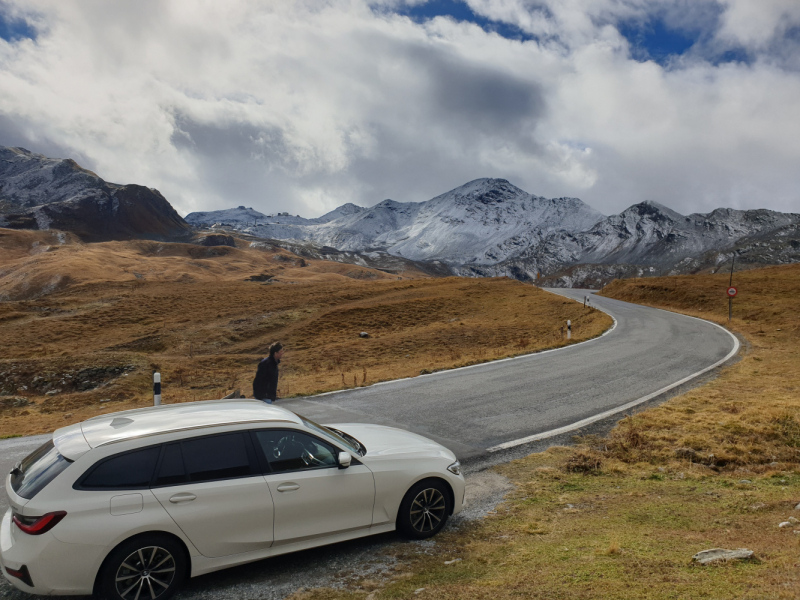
[0,0,798,219]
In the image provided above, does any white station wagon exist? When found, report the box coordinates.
[1,400,465,599]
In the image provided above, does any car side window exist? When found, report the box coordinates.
[79,447,160,490]
[154,443,186,487]
[253,430,338,473]
[181,433,254,483]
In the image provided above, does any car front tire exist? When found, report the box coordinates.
[397,478,452,540]
[97,533,187,600]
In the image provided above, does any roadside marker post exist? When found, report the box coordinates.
[154,372,162,406]
[567,320,572,340]
[727,256,737,322]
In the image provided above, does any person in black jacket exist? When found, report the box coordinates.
[253,342,284,403]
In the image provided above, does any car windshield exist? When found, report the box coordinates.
[296,414,366,456]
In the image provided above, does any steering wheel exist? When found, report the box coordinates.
[301,450,324,467]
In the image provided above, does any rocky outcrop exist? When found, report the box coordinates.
[0,146,191,242]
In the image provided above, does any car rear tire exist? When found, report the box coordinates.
[397,479,452,540]
[97,533,187,600]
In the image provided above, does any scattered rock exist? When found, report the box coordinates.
[795,503,800,511]
[444,558,461,565]
[674,447,699,461]
[739,479,752,484]
[360,332,370,338]
[414,589,425,595]
[789,516,799,524]
[692,548,754,565]
[778,521,792,528]
[749,503,766,511]
[0,396,30,410]
[198,234,235,247]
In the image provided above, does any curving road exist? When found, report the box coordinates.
[279,288,738,459]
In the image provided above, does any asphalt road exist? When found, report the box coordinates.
[0,288,738,599]
[278,288,736,459]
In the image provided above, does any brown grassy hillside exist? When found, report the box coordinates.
[0,228,611,436]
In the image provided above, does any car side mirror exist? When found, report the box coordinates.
[337,451,351,469]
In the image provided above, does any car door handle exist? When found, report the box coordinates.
[169,493,197,503]
[276,482,300,492]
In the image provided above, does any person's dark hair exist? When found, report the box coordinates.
[269,342,283,357]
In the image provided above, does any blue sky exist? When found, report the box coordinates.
[0,5,35,43]
[0,0,798,217]
[395,0,536,42]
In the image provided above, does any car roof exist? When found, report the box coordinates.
[72,399,302,450]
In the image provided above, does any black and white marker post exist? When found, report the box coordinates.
[567,319,572,340]
[154,372,162,406]
[727,256,737,322]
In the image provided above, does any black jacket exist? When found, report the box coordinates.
[253,355,280,401]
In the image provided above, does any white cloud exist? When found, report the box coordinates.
[0,0,798,219]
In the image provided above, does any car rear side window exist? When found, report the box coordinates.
[154,443,186,487]
[181,433,253,483]
[11,440,73,499]
[80,447,160,490]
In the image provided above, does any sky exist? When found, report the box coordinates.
[1,0,799,219]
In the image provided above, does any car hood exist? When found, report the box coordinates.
[327,423,456,461]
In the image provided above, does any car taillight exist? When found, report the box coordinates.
[12,511,67,535]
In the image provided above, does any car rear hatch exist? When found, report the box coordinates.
[6,426,87,513]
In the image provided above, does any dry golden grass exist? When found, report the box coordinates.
[597,264,800,467]
[288,264,800,600]
[0,228,611,436]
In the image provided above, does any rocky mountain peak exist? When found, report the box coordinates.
[0,146,190,242]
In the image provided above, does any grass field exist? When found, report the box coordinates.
[0,228,611,436]
[291,263,800,600]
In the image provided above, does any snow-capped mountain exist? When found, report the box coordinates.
[186,178,605,266]
[0,146,190,242]
[459,199,800,283]
[188,178,800,286]
[4,145,797,287]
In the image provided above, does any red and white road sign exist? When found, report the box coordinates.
[726,286,738,297]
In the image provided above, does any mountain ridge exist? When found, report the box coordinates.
[0,146,191,242]
[188,179,800,285]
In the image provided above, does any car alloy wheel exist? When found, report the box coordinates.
[99,534,186,600]
[115,546,176,600]
[398,479,452,539]
[410,487,446,534]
